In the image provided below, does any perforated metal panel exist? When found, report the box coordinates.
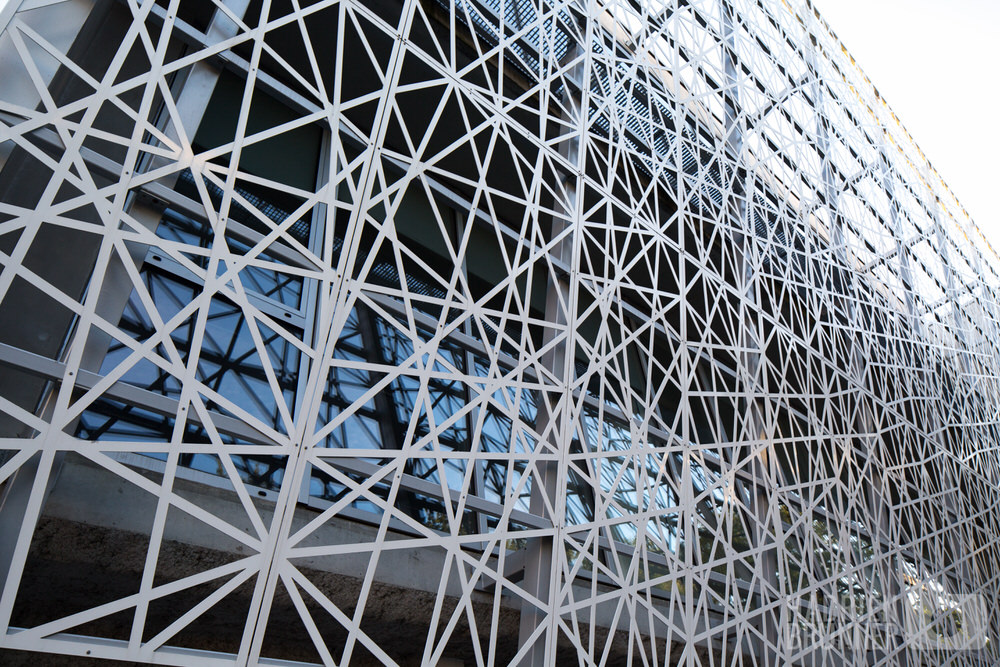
[0,0,998,665]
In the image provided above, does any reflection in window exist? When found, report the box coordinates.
[80,266,300,426]
[779,503,883,619]
[157,205,305,309]
[311,305,523,534]
[477,357,536,516]
[77,227,302,492]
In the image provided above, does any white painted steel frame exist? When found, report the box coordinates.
[0,0,999,665]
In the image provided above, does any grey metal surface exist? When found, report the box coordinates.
[0,0,998,664]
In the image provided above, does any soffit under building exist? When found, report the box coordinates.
[0,0,998,665]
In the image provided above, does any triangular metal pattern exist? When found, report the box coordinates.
[0,0,998,665]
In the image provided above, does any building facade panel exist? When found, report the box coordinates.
[0,0,998,664]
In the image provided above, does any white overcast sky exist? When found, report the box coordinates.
[811,0,1000,250]
[0,0,996,246]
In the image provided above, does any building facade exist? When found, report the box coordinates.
[0,0,998,664]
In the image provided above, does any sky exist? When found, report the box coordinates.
[810,0,1000,250]
[0,0,996,246]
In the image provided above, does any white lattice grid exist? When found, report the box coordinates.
[0,0,998,665]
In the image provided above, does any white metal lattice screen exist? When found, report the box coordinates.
[0,0,998,665]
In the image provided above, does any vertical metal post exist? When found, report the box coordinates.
[803,4,904,661]
[719,2,781,663]
[517,17,587,665]
[920,169,979,611]
[925,174,972,376]
[0,0,254,637]
[879,155,918,329]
